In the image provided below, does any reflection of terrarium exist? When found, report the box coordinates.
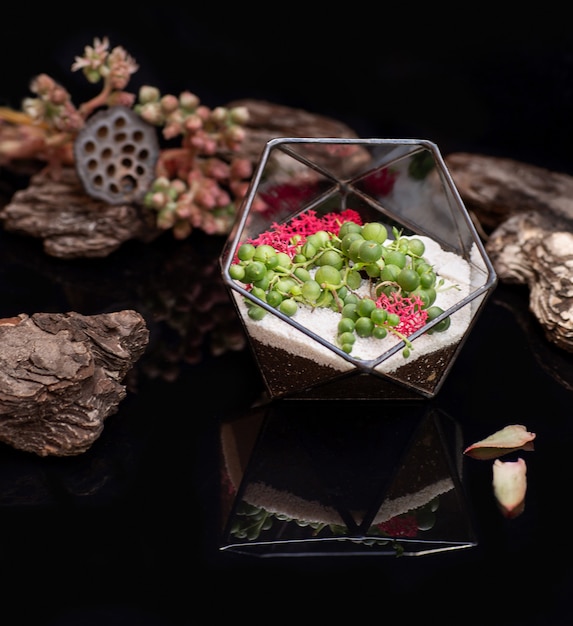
[219,402,476,556]
[220,138,497,400]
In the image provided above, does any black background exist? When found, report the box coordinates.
[2,7,573,625]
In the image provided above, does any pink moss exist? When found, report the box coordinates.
[247,209,363,257]
[375,291,429,336]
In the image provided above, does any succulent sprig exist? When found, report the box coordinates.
[0,36,255,239]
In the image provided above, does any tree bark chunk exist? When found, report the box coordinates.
[226,98,368,169]
[446,152,573,353]
[0,167,160,258]
[445,152,573,233]
[486,211,573,352]
[0,310,149,457]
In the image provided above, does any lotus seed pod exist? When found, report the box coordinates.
[74,106,159,205]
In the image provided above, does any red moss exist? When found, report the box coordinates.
[248,209,363,257]
[376,292,429,336]
[376,514,419,538]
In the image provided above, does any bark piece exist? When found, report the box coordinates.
[445,151,573,354]
[226,98,369,170]
[486,210,573,352]
[0,310,149,457]
[0,166,160,258]
[445,152,573,234]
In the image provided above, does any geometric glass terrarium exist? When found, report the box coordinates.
[220,138,497,400]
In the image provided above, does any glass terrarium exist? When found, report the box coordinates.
[220,138,497,400]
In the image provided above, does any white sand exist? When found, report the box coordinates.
[234,236,476,373]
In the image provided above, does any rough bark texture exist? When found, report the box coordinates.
[446,152,573,353]
[445,152,573,233]
[226,98,364,165]
[0,310,149,457]
[0,166,160,258]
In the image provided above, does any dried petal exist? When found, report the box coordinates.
[464,424,536,460]
[492,458,527,519]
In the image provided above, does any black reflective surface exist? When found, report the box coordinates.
[3,11,573,626]
[0,220,572,625]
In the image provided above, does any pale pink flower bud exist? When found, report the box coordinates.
[137,102,163,125]
[170,179,187,196]
[160,94,179,114]
[22,98,45,121]
[201,137,217,155]
[30,74,56,96]
[201,214,219,235]
[50,86,69,105]
[108,46,138,90]
[152,176,171,191]
[178,91,200,111]
[196,105,211,121]
[107,91,136,108]
[173,219,192,239]
[195,186,217,209]
[203,157,230,180]
[230,157,252,179]
[184,114,203,133]
[56,102,84,132]
[163,122,183,140]
[210,106,228,124]
[230,180,250,198]
[148,191,168,209]
[175,197,193,218]
[157,207,177,229]
[190,204,204,228]
[229,106,249,125]
[139,85,160,104]
[224,125,246,148]
[216,189,231,206]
